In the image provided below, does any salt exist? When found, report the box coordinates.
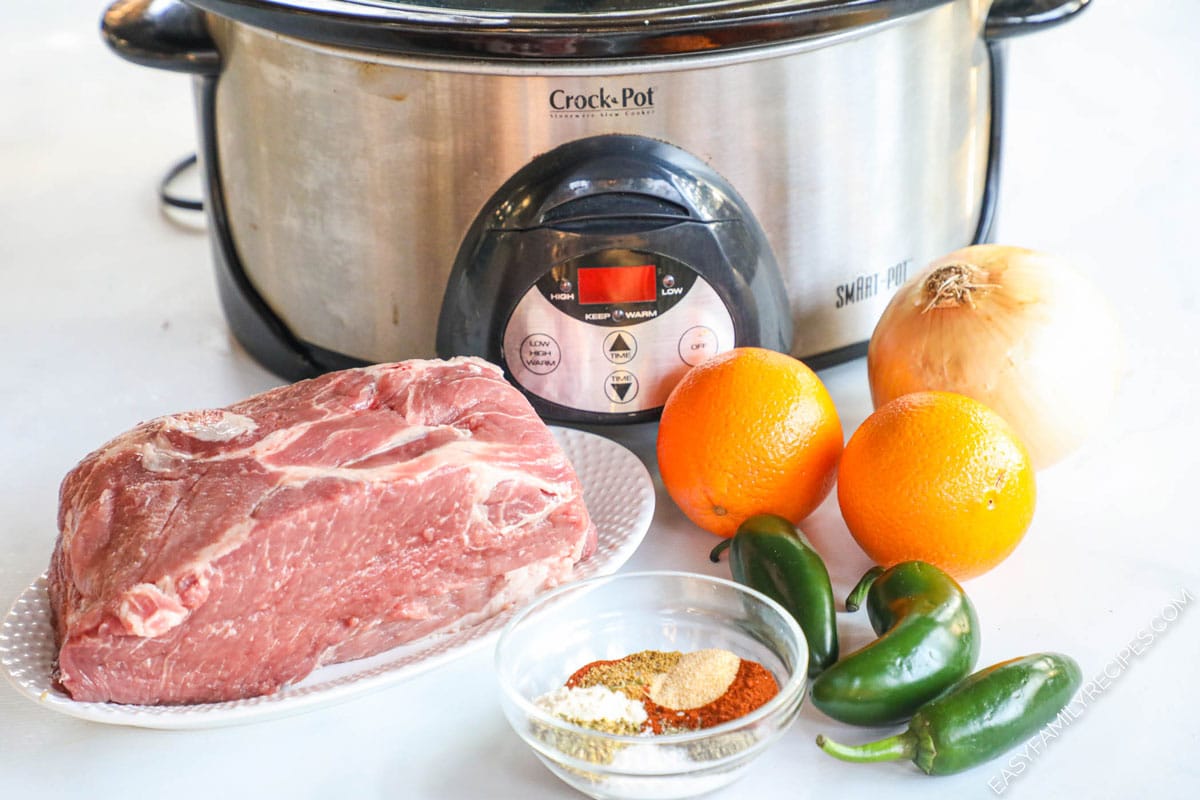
[604,743,744,799]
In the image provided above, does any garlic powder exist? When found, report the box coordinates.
[535,684,649,733]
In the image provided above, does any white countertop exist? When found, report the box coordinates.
[3,2,1198,798]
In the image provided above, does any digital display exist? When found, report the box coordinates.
[577,265,657,305]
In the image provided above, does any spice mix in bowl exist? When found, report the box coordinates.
[495,571,808,800]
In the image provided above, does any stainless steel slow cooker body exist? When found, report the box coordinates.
[103,0,1090,420]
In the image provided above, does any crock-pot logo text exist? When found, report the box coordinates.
[548,87,656,118]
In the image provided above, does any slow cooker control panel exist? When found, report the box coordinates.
[502,253,734,413]
[438,134,793,424]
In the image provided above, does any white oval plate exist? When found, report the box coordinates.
[0,427,654,729]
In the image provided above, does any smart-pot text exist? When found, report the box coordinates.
[835,258,912,308]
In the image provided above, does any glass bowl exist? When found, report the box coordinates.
[495,571,808,800]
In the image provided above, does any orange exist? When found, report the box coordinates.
[837,391,1036,580]
[656,347,843,538]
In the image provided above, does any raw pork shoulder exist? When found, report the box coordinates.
[48,357,595,704]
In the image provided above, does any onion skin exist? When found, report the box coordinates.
[867,245,1123,469]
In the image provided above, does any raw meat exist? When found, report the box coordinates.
[48,357,596,705]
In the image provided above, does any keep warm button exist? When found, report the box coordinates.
[604,371,639,404]
[519,333,561,375]
[678,326,719,366]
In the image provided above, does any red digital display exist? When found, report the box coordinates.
[577,265,657,305]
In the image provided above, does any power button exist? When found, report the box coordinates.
[678,326,719,366]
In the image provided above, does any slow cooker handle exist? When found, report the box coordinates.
[102,0,219,74]
[985,0,1091,39]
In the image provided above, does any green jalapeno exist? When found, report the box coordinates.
[810,561,980,726]
[710,514,838,676]
[817,652,1082,775]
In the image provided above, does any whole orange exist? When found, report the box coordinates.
[656,347,843,538]
[837,391,1036,580]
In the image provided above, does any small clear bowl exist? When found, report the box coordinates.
[495,571,808,800]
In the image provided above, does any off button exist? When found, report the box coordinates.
[520,333,561,375]
[678,326,719,366]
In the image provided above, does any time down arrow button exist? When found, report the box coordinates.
[604,371,639,404]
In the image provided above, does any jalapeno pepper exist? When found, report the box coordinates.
[710,514,838,676]
[810,561,980,726]
[816,652,1082,775]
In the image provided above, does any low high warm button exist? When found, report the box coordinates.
[604,330,638,364]
[520,333,561,374]
[604,371,639,404]
[678,325,719,366]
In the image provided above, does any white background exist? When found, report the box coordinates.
[2,1,1198,798]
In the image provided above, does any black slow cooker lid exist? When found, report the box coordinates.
[187,0,953,60]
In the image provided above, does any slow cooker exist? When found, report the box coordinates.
[102,0,1090,424]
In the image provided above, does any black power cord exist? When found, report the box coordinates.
[159,153,204,211]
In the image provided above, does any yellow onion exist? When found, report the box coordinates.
[868,245,1122,469]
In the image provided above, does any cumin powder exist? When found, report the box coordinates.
[566,650,682,700]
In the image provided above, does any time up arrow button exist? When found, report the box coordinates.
[604,330,638,364]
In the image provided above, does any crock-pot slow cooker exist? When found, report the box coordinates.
[102,0,1090,423]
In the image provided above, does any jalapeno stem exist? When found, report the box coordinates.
[709,539,733,563]
[816,732,917,763]
[845,565,886,611]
